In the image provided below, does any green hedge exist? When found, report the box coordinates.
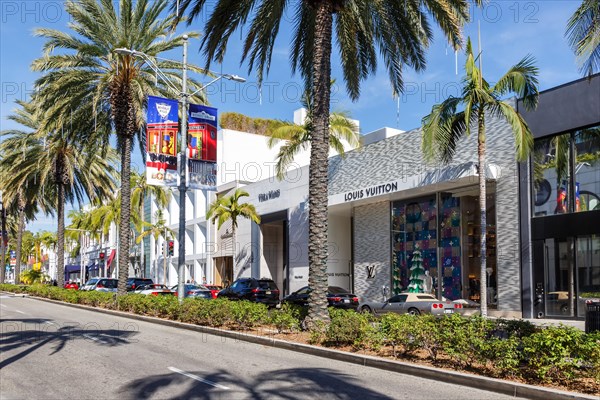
[1,283,598,386]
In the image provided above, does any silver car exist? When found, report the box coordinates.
[359,293,460,316]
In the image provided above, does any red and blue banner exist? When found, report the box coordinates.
[187,104,218,190]
[146,96,179,187]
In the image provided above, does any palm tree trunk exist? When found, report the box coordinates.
[306,1,333,327]
[118,134,133,295]
[478,112,488,317]
[0,207,6,284]
[56,182,66,287]
[140,204,145,278]
[14,199,25,285]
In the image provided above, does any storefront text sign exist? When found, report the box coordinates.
[258,189,281,202]
[340,181,399,203]
[366,265,376,279]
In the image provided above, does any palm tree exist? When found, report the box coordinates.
[136,210,175,285]
[206,189,261,267]
[131,170,172,278]
[175,0,471,325]
[267,87,360,179]
[32,0,208,295]
[1,101,52,284]
[0,100,118,287]
[421,37,539,317]
[566,0,600,77]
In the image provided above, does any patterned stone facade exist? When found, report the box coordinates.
[329,107,521,313]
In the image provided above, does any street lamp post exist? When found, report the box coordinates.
[115,37,245,301]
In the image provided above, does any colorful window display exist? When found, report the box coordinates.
[391,195,462,300]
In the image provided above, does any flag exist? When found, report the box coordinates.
[187,104,218,190]
[146,96,179,187]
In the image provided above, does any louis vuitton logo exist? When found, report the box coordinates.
[366,265,376,279]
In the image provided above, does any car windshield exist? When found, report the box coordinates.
[85,279,99,285]
[257,280,277,289]
[416,295,436,300]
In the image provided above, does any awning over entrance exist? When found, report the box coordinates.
[328,161,500,208]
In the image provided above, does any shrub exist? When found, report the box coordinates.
[523,325,588,382]
[439,314,493,368]
[325,308,378,350]
[270,303,302,333]
[483,337,523,378]
[195,299,233,327]
[380,313,422,357]
[229,300,269,329]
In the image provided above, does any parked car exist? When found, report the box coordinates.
[134,284,175,296]
[359,293,462,316]
[80,278,102,291]
[217,278,280,306]
[126,277,154,292]
[202,285,223,299]
[169,284,212,299]
[64,281,79,290]
[283,286,359,310]
[84,278,119,292]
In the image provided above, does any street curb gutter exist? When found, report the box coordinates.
[13,293,598,400]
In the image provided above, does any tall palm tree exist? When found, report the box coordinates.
[421,38,539,317]
[1,101,52,284]
[32,0,207,295]
[131,170,172,277]
[137,210,175,284]
[566,0,600,77]
[175,0,471,325]
[267,87,360,179]
[0,100,118,287]
[206,189,261,266]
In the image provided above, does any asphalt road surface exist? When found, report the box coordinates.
[1,294,519,400]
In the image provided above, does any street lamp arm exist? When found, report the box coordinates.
[187,74,247,98]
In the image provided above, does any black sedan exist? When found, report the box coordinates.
[283,286,359,310]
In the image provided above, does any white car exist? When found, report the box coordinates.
[134,284,174,296]
[360,293,462,316]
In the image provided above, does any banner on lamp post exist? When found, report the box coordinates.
[187,103,217,190]
[146,96,179,187]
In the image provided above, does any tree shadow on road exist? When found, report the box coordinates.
[120,367,395,400]
[0,317,139,369]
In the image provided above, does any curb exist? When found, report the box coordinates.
[8,293,599,400]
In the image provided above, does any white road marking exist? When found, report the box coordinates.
[0,304,7,308]
[168,367,230,390]
[14,310,26,314]
[83,334,108,344]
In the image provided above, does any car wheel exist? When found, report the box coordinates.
[360,305,373,314]
[408,307,420,316]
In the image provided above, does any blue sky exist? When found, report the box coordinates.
[0,0,584,232]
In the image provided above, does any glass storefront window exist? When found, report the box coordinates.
[544,235,600,318]
[574,127,600,212]
[532,133,571,216]
[532,125,600,216]
[391,188,497,303]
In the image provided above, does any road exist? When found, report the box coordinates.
[1,294,518,400]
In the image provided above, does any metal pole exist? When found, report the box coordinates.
[80,234,85,286]
[177,35,188,302]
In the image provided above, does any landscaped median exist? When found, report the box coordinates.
[1,284,599,397]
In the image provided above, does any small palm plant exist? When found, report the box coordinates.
[206,189,261,260]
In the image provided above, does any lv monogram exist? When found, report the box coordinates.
[366,265,376,279]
